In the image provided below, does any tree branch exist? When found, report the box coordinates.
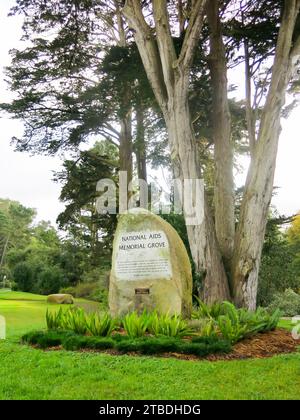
[152,0,177,98]
[178,0,207,72]
[122,0,168,113]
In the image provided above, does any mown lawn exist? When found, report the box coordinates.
[0,291,299,400]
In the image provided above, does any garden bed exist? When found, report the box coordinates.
[21,328,299,361]
[21,301,299,361]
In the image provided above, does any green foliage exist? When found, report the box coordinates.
[12,262,34,292]
[258,216,300,306]
[197,319,219,338]
[22,330,231,357]
[60,280,108,305]
[46,307,117,337]
[147,312,191,338]
[37,267,64,295]
[192,298,225,319]
[60,307,88,335]
[22,330,75,349]
[192,300,281,344]
[267,289,300,317]
[46,307,64,330]
[121,311,150,338]
[64,335,115,351]
[86,313,117,337]
[216,315,249,344]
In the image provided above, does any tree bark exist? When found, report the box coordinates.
[119,112,133,187]
[164,83,230,302]
[123,0,230,302]
[135,107,147,183]
[207,0,235,268]
[232,0,300,310]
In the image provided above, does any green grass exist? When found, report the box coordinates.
[0,291,299,400]
[0,290,47,301]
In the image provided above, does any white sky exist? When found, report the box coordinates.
[0,0,299,228]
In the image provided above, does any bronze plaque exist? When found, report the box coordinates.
[135,288,150,295]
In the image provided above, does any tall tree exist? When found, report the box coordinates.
[122,0,300,308]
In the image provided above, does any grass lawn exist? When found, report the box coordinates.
[0,291,299,400]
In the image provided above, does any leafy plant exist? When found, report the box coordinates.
[46,307,64,330]
[197,319,219,338]
[148,312,191,338]
[216,315,248,344]
[267,289,300,317]
[60,307,88,335]
[86,313,117,337]
[22,329,232,357]
[121,311,150,338]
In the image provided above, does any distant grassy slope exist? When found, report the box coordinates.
[0,291,46,301]
[0,291,99,338]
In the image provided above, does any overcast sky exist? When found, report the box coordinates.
[0,0,299,228]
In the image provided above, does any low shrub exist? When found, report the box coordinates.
[21,330,232,357]
[22,330,75,349]
[86,312,117,337]
[147,312,191,338]
[121,311,150,338]
[267,289,300,317]
[46,308,64,330]
[114,337,179,354]
[60,281,108,304]
[60,307,88,335]
[192,300,281,343]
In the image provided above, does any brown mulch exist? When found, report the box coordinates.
[44,328,299,362]
[207,328,299,361]
[106,328,299,362]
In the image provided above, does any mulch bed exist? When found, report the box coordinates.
[167,328,299,362]
[45,328,299,362]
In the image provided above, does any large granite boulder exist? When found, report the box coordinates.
[47,294,74,304]
[109,208,192,318]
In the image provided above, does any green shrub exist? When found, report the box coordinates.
[21,330,75,348]
[60,307,88,335]
[22,330,232,357]
[148,312,191,338]
[61,335,115,351]
[121,311,151,338]
[194,319,219,338]
[60,281,108,304]
[12,262,34,292]
[21,331,45,345]
[114,335,231,356]
[177,339,231,356]
[63,335,90,351]
[114,336,179,354]
[86,312,117,337]
[46,307,64,330]
[267,289,300,317]
[192,300,281,343]
[37,267,64,295]
[216,315,248,344]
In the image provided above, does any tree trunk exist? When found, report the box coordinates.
[232,0,300,309]
[165,84,230,302]
[135,107,147,183]
[123,0,230,302]
[0,236,9,269]
[119,112,133,188]
[207,0,235,268]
